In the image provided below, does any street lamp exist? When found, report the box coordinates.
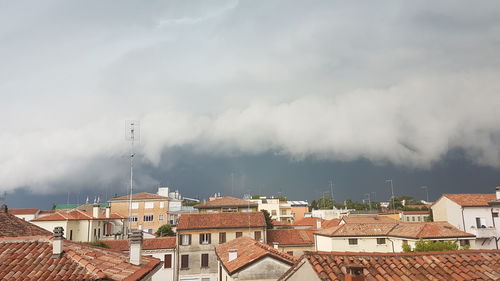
[386,179,395,213]
[420,186,429,203]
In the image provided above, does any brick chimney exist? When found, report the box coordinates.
[129,229,143,265]
[52,227,64,258]
[316,218,322,229]
[228,249,238,261]
[345,264,365,281]
[496,186,500,200]
[105,206,110,219]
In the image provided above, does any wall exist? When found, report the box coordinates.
[290,206,308,221]
[431,197,462,228]
[463,207,497,249]
[143,249,176,281]
[276,245,314,257]
[284,260,321,281]
[235,256,291,280]
[110,199,169,233]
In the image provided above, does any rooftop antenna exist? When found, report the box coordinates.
[386,179,396,214]
[126,120,140,234]
[0,191,6,205]
[329,180,334,209]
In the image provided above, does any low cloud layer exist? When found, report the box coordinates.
[1,1,500,193]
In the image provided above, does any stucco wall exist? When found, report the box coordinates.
[235,256,291,280]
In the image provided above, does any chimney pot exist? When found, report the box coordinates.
[496,186,500,200]
[105,206,110,219]
[129,229,143,265]
[52,227,64,258]
[92,205,99,218]
[0,205,7,213]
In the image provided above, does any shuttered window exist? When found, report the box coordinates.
[254,231,261,240]
[181,255,189,269]
[219,232,226,244]
[164,254,172,268]
[201,253,209,267]
[236,232,242,238]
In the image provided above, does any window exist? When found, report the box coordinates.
[98,228,101,238]
[69,230,73,240]
[202,278,210,281]
[287,251,294,256]
[219,232,226,244]
[493,212,499,218]
[181,255,189,269]
[200,233,211,244]
[412,217,415,222]
[143,214,154,222]
[236,232,243,238]
[476,217,486,228]
[159,214,164,221]
[164,254,172,268]
[160,202,165,208]
[222,207,237,212]
[376,238,386,245]
[254,231,261,241]
[417,216,421,222]
[406,217,410,222]
[129,215,138,222]
[131,202,139,210]
[181,234,191,245]
[145,202,154,209]
[402,240,408,245]
[271,210,277,216]
[201,253,209,267]
[348,239,358,245]
[459,239,468,246]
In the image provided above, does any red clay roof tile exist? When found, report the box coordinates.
[104,237,176,251]
[110,192,169,201]
[267,229,315,245]
[177,212,265,230]
[442,194,496,207]
[0,206,52,237]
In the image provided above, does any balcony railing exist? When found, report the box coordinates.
[469,227,496,238]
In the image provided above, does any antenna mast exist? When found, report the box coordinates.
[126,120,140,234]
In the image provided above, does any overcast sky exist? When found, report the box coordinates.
[2,1,500,208]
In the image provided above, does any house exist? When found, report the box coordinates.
[7,208,41,221]
[267,229,315,256]
[0,204,161,280]
[289,201,309,221]
[176,212,266,281]
[314,221,475,253]
[431,187,500,249]
[400,210,430,222]
[249,197,294,223]
[311,207,351,220]
[31,204,125,242]
[278,250,500,281]
[104,236,177,281]
[215,236,297,281]
[339,215,397,225]
[194,196,258,213]
[293,217,340,230]
[109,191,171,234]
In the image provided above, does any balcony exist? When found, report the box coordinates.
[469,227,496,238]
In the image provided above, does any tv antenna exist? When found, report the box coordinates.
[0,191,6,205]
[126,120,140,233]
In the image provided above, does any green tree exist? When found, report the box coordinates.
[155,224,175,237]
[317,196,333,209]
[261,209,273,229]
[251,194,262,199]
[403,240,459,252]
[275,195,287,202]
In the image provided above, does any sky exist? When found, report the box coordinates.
[2,1,500,209]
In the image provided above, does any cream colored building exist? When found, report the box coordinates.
[31,205,125,242]
[176,212,266,281]
[249,197,296,223]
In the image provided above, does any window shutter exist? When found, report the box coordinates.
[201,253,209,267]
[188,234,192,245]
[181,255,189,268]
[199,233,203,244]
[208,233,211,244]
[164,254,172,268]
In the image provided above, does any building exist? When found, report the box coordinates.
[267,229,315,256]
[278,250,500,281]
[194,196,258,213]
[249,197,295,223]
[311,207,351,220]
[400,210,430,222]
[0,205,161,281]
[7,208,41,221]
[176,212,266,281]
[314,221,475,253]
[293,217,340,230]
[431,188,499,249]
[31,205,125,242]
[289,201,309,221]
[339,215,397,225]
[104,237,177,281]
[109,191,171,234]
[216,236,297,281]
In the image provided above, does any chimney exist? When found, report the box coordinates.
[496,186,500,200]
[273,242,279,249]
[52,227,64,258]
[345,264,365,281]
[228,249,238,261]
[93,204,99,218]
[105,206,110,219]
[316,218,322,229]
[0,205,7,213]
[129,229,143,265]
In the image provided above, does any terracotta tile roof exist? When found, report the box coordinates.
[32,209,124,221]
[442,193,496,207]
[267,229,315,245]
[401,210,430,215]
[7,208,40,215]
[110,192,169,201]
[316,221,474,239]
[177,212,266,230]
[216,237,298,275]
[0,205,52,237]
[0,237,160,281]
[104,237,176,251]
[340,216,397,224]
[293,217,340,229]
[194,196,257,209]
[272,220,292,227]
[279,250,500,281]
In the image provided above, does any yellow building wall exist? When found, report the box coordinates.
[110,199,169,233]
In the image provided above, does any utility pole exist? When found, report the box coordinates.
[126,121,140,234]
[329,180,334,209]
[365,193,372,211]
[386,179,395,213]
[421,186,429,203]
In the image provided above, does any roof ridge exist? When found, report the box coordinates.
[254,239,297,262]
